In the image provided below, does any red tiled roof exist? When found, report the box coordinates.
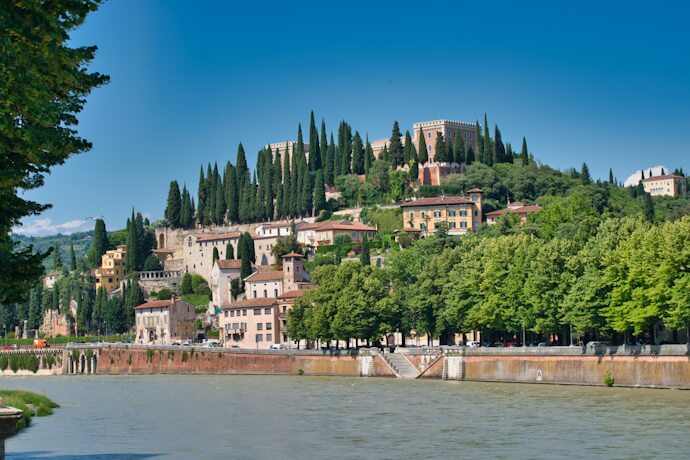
[134,299,173,310]
[485,205,542,217]
[282,252,303,258]
[222,297,278,309]
[245,270,283,282]
[193,232,241,242]
[400,196,473,207]
[466,188,483,193]
[277,290,307,300]
[641,174,685,182]
[216,259,242,269]
[299,219,376,232]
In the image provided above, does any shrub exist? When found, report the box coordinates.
[297,368,304,375]
[9,355,18,373]
[146,349,155,363]
[194,282,211,296]
[0,355,8,371]
[604,371,614,387]
[191,274,207,292]
[25,355,39,373]
[180,273,193,295]
[315,209,332,222]
[156,288,175,300]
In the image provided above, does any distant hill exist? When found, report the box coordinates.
[12,231,95,269]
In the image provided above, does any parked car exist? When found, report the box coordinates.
[537,342,552,347]
[465,341,481,348]
[268,343,285,350]
[493,342,505,347]
[33,339,50,348]
[2,344,18,350]
[506,342,519,347]
[181,340,192,346]
[586,341,610,350]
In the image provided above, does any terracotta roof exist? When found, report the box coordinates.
[277,290,307,300]
[485,205,542,217]
[216,259,242,269]
[466,188,483,193]
[245,269,283,282]
[45,271,61,277]
[282,252,303,258]
[134,299,173,310]
[222,297,278,309]
[400,196,474,207]
[193,232,241,242]
[299,219,376,232]
[641,174,685,182]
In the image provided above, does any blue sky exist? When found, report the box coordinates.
[14,0,690,236]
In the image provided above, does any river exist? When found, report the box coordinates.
[2,375,690,459]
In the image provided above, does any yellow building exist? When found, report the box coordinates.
[95,245,127,293]
[641,174,687,197]
[400,189,483,236]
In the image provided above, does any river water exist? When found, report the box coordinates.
[2,375,690,459]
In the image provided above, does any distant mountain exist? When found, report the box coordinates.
[12,231,95,269]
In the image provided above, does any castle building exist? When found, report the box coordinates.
[412,120,477,162]
[641,174,687,197]
[400,190,483,236]
[95,245,127,293]
[266,141,310,169]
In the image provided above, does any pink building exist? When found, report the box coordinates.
[485,201,542,225]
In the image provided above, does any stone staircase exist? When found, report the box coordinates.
[383,352,420,379]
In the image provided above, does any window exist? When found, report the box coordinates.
[474,210,478,216]
[230,310,235,317]
[266,322,272,330]
[421,211,426,218]
[434,222,440,229]
[224,311,228,318]
[449,222,456,228]
[253,290,257,298]
[420,223,427,230]
[472,195,479,202]
[263,289,267,298]
[266,334,273,341]
[257,323,263,331]
[429,145,432,152]
[433,211,441,217]
[242,309,247,316]
[254,308,261,315]
[461,221,467,228]
[274,289,278,297]
[460,209,467,217]
[448,210,456,217]
[428,132,431,138]
[409,211,414,219]
[264,307,271,314]
[256,334,263,342]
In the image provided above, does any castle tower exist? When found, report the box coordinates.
[282,253,305,293]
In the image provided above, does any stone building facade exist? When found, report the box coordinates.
[134,296,196,345]
[95,245,127,293]
[413,120,477,162]
[400,190,483,236]
[641,174,687,197]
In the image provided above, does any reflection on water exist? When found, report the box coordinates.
[3,375,690,459]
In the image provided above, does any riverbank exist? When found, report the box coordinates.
[2,344,690,389]
[0,390,58,431]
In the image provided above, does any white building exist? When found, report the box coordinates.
[134,296,196,345]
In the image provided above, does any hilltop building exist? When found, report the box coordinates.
[42,271,60,289]
[219,253,311,348]
[486,201,542,225]
[413,119,477,162]
[641,174,687,197]
[95,245,127,293]
[400,190,483,236]
[267,141,310,169]
[134,296,196,345]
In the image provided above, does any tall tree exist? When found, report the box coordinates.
[418,129,429,163]
[608,168,615,185]
[212,247,220,265]
[434,132,448,162]
[351,131,364,174]
[308,111,321,171]
[493,125,505,164]
[196,167,206,226]
[320,119,328,174]
[0,0,109,305]
[482,114,493,165]
[313,170,327,214]
[389,121,404,167]
[643,193,655,222]
[581,162,592,185]
[475,122,483,164]
[225,242,235,260]
[70,245,77,271]
[364,134,375,174]
[91,219,108,268]
[360,235,370,266]
[52,244,62,270]
[521,137,529,166]
[165,180,181,227]
[454,132,466,164]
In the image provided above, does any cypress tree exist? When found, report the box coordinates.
[409,140,419,179]
[320,119,328,173]
[204,163,214,226]
[225,162,238,223]
[180,185,192,229]
[125,215,136,273]
[272,151,283,220]
[52,243,62,270]
[196,167,206,226]
[226,242,234,260]
[466,146,475,165]
[643,192,655,222]
[69,244,77,271]
[403,131,413,165]
[475,121,483,163]
[52,283,59,310]
[92,218,108,268]
[308,111,321,171]
[493,125,505,164]
[352,131,364,174]
[265,149,275,220]
[212,247,220,265]
[505,143,514,164]
[28,286,41,330]
[239,174,250,223]
[380,145,389,163]
[313,170,326,214]
[454,132,465,164]
[165,180,181,227]
[434,132,448,162]
[236,143,248,185]
[482,114,493,165]
[581,163,592,185]
[249,173,259,222]
[418,129,429,163]
[337,121,352,176]
[360,234,370,266]
[326,133,336,185]
[521,137,529,166]
[282,147,292,217]
[124,279,144,330]
[389,121,404,168]
[364,134,375,173]
[609,168,615,185]
[214,164,225,225]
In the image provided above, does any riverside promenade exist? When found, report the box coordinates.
[1,343,689,389]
